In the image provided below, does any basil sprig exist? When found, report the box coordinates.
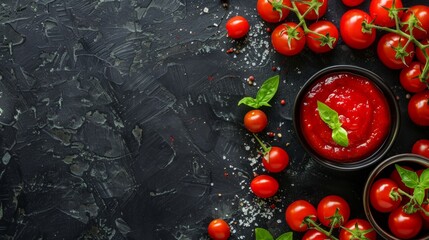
[238,75,279,108]
[255,228,293,240]
[396,165,429,206]
[317,101,349,147]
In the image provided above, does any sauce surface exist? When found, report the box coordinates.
[300,72,391,162]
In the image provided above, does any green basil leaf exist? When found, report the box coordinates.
[414,186,426,205]
[332,127,349,147]
[255,228,274,240]
[238,97,259,108]
[276,232,293,240]
[419,168,429,189]
[255,75,279,106]
[317,101,340,129]
[396,164,419,188]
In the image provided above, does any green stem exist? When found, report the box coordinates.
[252,133,271,154]
[304,217,339,240]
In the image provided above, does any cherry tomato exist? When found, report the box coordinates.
[250,175,279,198]
[225,16,250,39]
[262,147,289,173]
[369,0,403,27]
[244,109,268,133]
[419,203,429,229]
[271,22,306,56]
[208,219,230,240]
[257,0,291,23]
[295,0,328,20]
[302,229,328,240]
[399,62,428,93]
[388,207,422,239]
[416,39,429,65]
[377,33,415,69]
[369,178,401,213]
[341,0,364,7]
[390,165,414,195]
[285,200,317,232]
[401,5,429,40]
[339,219,377,240]
[412,139,429,159]
[317,195,350,228]
[306,20,339,53]
[408,90,429,126]
[340,9,376,49]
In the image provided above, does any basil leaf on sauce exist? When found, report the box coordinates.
[238,75,279,108]
[317,101,349,147]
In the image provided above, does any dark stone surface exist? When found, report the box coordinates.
[0,0,428,239]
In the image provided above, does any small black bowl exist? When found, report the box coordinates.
[363,153,429,240]
[293,65,400,171]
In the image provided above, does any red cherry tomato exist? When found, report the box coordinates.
[306,20,339,53]
[339,219,377,240]
[369,178,401,213]
[243,109,268,133]
[295,0,328,20]
[369,0,403,27]
[377,33,415,69]
[401,5,429,40]
[399,62,428,93]
[408,90,429,126]
[257,0,291,23]
[208,219,230,240]
[340,9,376,49]
[420,203,429,229]
[271,22,306,56]
[388,207,422,239]
[225,16,250,39]
[285,200,317,232]
[262,147,289,173]
[317,195,350,228]
[412,139,429,159]
[302,229,328,240]
[390,165,414,195]
[341,0,364,7]
[416,39,429,65]
[250,175,279,198]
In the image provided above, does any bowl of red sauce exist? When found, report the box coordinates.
[293,65,400,171]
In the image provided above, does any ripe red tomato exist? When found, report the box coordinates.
[399,62,428,93]
[408,90,429,126]
[306,20,339,53]
[257,0,291,23]
[225,16,250,39]
[340,9,376,49]
[285,200,317,232]
[377,33,415,69]
[401,5,429,40]
[243,109,268,133]
[341,0,364,7]
[412,139,429,159]
[262,146,289,173]
[317,195,350,228]
[302,229,328,240]
[390,165,414,195]
[416,39,429,65]
[388,207,423,239]
[208,219,230,240]
[250,175,279,198]
[295,0,328,20]
[271,22,306,56]
[419,203,429,229]
[369,0,403,27]
[369,178,401,213]
[339,219,377,240]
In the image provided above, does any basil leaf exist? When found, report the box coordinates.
[396,164,419,188]
[238,97,259,108]
[256,75,279,105]
[414,186,426,205]
[255,228,274,240]
[276,232,293,240]
[419,168,429,189]
[332,127,349,147]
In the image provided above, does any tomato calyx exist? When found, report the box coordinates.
[325,208,345,230]
[268,0,291,20]
[340,223,374,240]
[279,24,303,48]
[393,38,413,67]
[401,13,427,37]
[253,133,272,159]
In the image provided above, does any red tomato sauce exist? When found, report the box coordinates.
[300,72,391,162]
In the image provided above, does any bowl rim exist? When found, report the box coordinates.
[292,65,400,171]
[362,153,429,240]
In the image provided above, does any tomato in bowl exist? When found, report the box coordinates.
[293,65,400,171]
